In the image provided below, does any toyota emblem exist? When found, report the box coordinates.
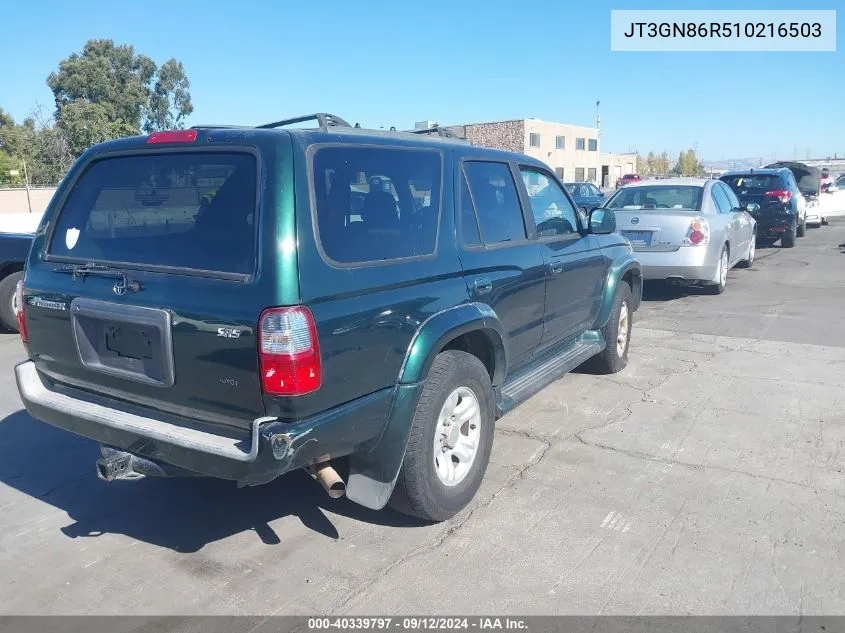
[631,217,640,225]
[113,280,127,296]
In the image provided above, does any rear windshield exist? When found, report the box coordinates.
[49,152,257,275]
[606,185,703,210]
[312,146,442,264]
[721,175,782,192]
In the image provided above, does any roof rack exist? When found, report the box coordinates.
[407,126,462,139]
[255,113,352,130]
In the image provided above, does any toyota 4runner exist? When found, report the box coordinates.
[14,113,641,521]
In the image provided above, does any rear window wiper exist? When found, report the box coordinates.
[53,263,142,293]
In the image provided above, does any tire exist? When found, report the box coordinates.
[389,350,495,522]
[0,271,22,332]
[781,229,796,248]
[583,281,633,375]
[797,218,806,237]
[705,245,729,295]
[737,236,755,268]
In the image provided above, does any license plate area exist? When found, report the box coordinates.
[621,230,653,247]
[71,298,174,387]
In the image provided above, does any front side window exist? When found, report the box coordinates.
[520,167,580,238]
[463,161,526,245]
[576,138,586,150]
[49,152,258,275]
[313,146,441,264]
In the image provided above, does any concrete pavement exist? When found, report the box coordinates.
[0,221,844,615]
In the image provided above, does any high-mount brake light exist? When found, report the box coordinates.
[146,130,198,144]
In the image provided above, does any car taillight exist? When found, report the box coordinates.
[15,279,27,343]
[683,217,710,246]
[258,306,321,396]
[146,130,198,144]
[764,189,792,204]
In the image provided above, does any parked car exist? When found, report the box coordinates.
[616,173,642,188]
[564,182,605,214]
[720,168,806,247]
[600,178,757,294]
[14,114,642,522]
[765,161,826,228]
[0,231,34,331]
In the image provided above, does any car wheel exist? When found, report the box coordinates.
[389,350,495,522]
[0,271,22,332]
[781,229,796,248]
[737,236,755,268]
[797,218,806,237]
[705,245,729,294]
[583,281,633,375]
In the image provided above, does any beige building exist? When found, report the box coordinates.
[421,118,636,188]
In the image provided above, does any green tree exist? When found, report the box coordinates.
[47,39,193,135]
[56,100,138,157]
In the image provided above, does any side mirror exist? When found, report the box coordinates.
[589,208,616,234]
[744,202,761,213]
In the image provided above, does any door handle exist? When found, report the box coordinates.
[473,278,492,295]
[550,261,564,274]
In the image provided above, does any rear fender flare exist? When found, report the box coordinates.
[594,256,641,329]
[346,303,507,510]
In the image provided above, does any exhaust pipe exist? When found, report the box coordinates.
[307,462,346,499]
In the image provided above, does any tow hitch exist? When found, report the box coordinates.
[96,451,144,482]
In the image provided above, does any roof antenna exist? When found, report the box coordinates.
[354,122,360,128]
[390,126,396,131]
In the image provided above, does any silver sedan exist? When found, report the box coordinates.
[602,178,757,294]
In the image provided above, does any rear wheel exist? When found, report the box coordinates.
[583,282,633,374]
[389,350,495,522]
[781,228,797,248]
[705,245,729,294]
[0,271,22,332]
[797,218,806,237]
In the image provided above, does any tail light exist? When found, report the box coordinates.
[765,189,793,204]
[682,217,710,246]
[14,279,27,343]
[147,130,198,144]
[258,306,321,396]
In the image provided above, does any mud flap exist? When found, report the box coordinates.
[345,383,422,510]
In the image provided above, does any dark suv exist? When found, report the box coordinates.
[14,113,641,522]
[720,168,806,248]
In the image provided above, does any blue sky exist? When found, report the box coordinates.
[0,0,841,161]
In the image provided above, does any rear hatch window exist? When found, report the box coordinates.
[49,152,258,276]
[722,175,782,195]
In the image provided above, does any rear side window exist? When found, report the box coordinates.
[313,146,441,264]
[49,152,257,275]
[463,161,526,245]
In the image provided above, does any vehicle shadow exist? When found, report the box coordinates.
[0,409,425,553]
[640,280,715,302]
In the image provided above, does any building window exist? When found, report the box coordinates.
[588,139,598,152]
[575,167,585,182]
[587,168,597,183]
[555,136,565,150]
[555,167,564,179]
[529,133,540,148]
[576,137,586,151]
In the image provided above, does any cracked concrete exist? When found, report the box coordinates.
[1,222,845,615]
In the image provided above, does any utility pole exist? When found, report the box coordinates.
[22,159,32,214]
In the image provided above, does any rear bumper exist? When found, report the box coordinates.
[756,217,797,239]
[634,246,719,282]
[15,360,395,485]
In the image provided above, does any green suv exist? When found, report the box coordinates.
[14,113,641,521]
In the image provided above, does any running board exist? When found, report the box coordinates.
[498,333,604,415]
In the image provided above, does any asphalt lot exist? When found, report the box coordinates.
[1,221,845,616]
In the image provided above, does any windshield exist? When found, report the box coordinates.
[48,152,258,275]
[721,175,782,192]
[605,185,703,210]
